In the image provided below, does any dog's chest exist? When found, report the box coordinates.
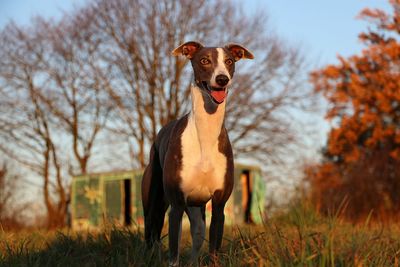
[179,121,227,203]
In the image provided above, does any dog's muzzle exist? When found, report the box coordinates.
[201,81,227,104]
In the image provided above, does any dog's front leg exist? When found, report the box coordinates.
[169,205,184,267]
[186,205,206,265]
[209,200,225,265]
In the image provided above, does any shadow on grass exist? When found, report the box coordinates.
[0,228,167,267]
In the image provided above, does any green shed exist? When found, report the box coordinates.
[70,164,265,230]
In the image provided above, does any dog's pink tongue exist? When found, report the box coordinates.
[211,90,227,103]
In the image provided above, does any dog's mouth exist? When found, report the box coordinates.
[201,81,227,104]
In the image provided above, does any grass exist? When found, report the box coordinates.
[1,204,400,266]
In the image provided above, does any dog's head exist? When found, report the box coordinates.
[172,41,254,104]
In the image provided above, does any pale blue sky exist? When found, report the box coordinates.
[261,0,392,65]
[0,0,392,66]
[0,0,85,25]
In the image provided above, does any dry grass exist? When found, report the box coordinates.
[1,204,400,266]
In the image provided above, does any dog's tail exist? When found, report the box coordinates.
[141,144,167,246]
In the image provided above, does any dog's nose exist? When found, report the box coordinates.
[216,74,229,87]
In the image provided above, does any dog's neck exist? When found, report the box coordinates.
[189,84,226,155]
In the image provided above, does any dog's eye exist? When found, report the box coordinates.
[225,59,233,66]
[200,58,210,65]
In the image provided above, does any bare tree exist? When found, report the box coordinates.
[0,161,36,230]
[30,16,113,175]
[0,163,19,221]
[86,0,223,167]
[0,23,67,228]
[86,0,313,168]
[0,17,112,227]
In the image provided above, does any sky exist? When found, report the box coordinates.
[0,0,86,26]
[261,0,392,65]
[0,0,392,66]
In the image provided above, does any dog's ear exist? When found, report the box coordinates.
[225,43,254,61]
[172,41,204,59]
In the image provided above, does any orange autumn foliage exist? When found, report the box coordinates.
[308,0,400,221]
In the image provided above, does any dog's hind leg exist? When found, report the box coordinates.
[186,205,206,265]
[168,205,184,267]
[142,145,168,246]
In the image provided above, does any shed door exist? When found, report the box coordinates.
[104,180,123,224]
[73,177,100,228]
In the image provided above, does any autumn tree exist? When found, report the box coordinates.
[309,0,400,221]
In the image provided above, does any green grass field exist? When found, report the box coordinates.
[1,204,400,266]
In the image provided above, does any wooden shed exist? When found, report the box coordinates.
[70,164,265,230]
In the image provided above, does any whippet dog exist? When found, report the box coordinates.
[141,41,254,266]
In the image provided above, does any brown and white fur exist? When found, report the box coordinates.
[141,41,254,266]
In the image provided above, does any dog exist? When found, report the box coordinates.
[141,41,254,266]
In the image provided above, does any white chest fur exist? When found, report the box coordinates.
[179,86,227,203]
